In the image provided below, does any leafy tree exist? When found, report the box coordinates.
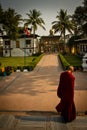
[82,0,87,36]
[83,0,87,15]
[0,4,4,23]
[73,6,85,35]
[2,8,22,56]
[0,4,5,35]
[3,8,22,40]
[82,23,87,35]
[72,0,87,35]
[52,9,74,45]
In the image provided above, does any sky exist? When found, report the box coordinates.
[0,0,83,36]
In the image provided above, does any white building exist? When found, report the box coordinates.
[2,34,40,57]
[75,38,87,55]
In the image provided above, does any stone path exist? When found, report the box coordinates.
[0,54,87,113]
[0,54,60,112]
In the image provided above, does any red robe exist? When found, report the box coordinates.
[56,71,76,122]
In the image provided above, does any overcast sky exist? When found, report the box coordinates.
[0,0,83,36]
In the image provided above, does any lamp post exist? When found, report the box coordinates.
[24,34,26,66]
[23,26,30,71]
[24,26,27,67]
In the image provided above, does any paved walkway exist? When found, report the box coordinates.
[0,54,61,112]
[0,53,87,130]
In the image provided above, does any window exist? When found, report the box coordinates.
[26,40,31,45]
[5,50,7,53]
[5,41,10,45]
[29,49,31,53]
[16,41,20,48]
[26,40,31,47]
[5,41,10,48]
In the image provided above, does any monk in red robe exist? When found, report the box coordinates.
[56,66,76,122]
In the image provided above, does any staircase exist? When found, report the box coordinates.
[0,114,87,130]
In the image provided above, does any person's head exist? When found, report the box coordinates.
[68,66,74,73]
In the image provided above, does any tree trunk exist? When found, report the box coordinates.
[64,29,66,52]
[33,28,35,54]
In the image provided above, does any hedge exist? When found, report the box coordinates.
[58,53,70,70]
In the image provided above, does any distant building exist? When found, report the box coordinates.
[40,35,60,53]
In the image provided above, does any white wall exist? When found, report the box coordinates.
[3,37,39,57]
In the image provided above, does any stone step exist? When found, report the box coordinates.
[15,115,65,130]
[0,114,18,129]
[0,114,87,130]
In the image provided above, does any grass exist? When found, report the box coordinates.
[0,54,44,76]
[59,53,82,70]
[64,54,82,66]
[0,54,43,69]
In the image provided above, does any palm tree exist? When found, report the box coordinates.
[25,9,46,53]
[52,9,74,46]
[25,9,45,35]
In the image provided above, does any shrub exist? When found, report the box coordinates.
[5,66,12,75]
[32,52,42,56]
[59,53,70,70]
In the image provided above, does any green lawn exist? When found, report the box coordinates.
[59,53,82,70]
[0,54,43,70]
[64,54,82,66]
[0,57,35,67]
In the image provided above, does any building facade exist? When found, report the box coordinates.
[75,38,87,55]
[40,35,60,53]
[2,34,39,57]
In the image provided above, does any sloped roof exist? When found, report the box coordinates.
[1,34,40,39]
[20,34,40,38]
